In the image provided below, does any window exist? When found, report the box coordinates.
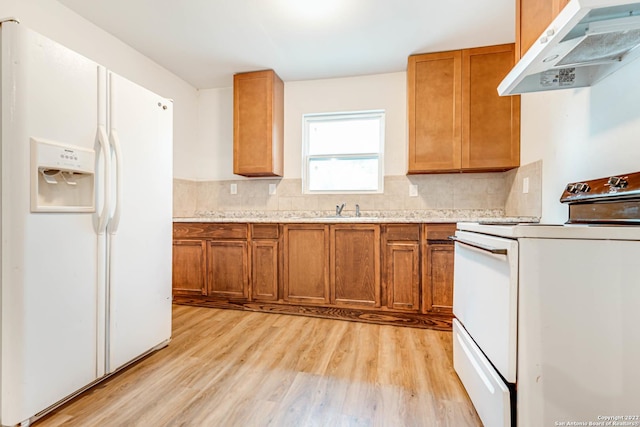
[302,110,385,193]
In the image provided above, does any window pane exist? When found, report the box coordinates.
[308,117,381,155]
[308,157,379,192]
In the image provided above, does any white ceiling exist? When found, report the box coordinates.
[58,0,515,89]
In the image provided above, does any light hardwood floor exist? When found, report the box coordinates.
[36,305,481,427]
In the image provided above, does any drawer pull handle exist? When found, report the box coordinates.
[449,236,508,255]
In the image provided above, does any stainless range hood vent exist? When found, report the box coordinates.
[499,0,640,95]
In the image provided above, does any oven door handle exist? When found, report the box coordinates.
[448,236,508,255]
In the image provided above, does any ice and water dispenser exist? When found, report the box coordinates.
[31,138,95,212]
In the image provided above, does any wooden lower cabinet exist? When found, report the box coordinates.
[382,224,421,312]
[172,239,207,296]
[283,224,330,304]
[385,242,420,311]
[331,225,381,307]
[173,221,456,331]
[251,240,278,301]
[207,241,249,299]
[422,224,456,315]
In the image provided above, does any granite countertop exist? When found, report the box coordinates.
[174,210,540,224]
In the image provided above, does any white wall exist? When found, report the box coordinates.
[521,59,640,223]
[197,72,407,181]
[1,0,199,179]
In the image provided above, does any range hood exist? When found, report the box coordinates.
[499,0,640,95]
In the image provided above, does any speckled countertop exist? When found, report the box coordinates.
[174,210,540,224]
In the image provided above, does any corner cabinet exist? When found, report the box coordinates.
[408,44,520,174]
[172,223,250,300]
[233,69,284,177]
[517,0,570,59]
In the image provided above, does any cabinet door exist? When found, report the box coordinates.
[385,242,420,312]
[422,243,454,314]
[408,50,462,173]
[462,44,520,171]
[233,70,284,177]
[516,0,570,59]
[330,225,380,307]
[207,241,249,299]
[252,240,279,301]
[172,240,207,296]
[283,225,330,304]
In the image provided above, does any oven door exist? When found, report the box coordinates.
[452,230,518,382]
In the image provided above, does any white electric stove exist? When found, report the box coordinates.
[452,172,640,427]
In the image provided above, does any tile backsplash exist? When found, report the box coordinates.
[174,162,542,218]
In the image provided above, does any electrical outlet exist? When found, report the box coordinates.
[269,184,277,195]
[409,184,418,197]
[230,183,237,195]
[523,177,529,194]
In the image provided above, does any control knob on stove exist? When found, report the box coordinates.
[607,176,628,189]
[565,183,590,194]
[575,182,590,193]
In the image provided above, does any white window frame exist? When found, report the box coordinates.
[302,110,385,194]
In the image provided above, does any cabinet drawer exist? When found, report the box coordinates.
[251,223,279,239]
[173,223,248,239]
[425,223,456,241]
[383,224,420,241]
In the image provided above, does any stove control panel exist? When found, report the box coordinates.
[560,171,640,224]
[561,172,639,203]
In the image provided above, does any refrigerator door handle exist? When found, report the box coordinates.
[96,125,111,234]
[107,129,123,234]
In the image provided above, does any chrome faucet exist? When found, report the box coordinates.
[355,204,361,217]
[336,203,346,216]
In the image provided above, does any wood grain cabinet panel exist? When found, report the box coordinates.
[207,241,249,299]
[422,224,456,315]
[382,224,421,312]
[517,0,570,59]
[172,239,207,296]
[385,242,420,312]
[462,44,520,171]
[283,225,330,304]
[252,240,279,301]
[330,225,381,307]
[408,51,462,173]
[233,70,284,177]
[408,44,520,174]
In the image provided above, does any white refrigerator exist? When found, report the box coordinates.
[0,20,172,425]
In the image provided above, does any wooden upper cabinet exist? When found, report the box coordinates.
[408,51,462,172]
[233,70,284,177]
[516,0,570,59]
[462,44,520,171]
[408,44,520,174]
